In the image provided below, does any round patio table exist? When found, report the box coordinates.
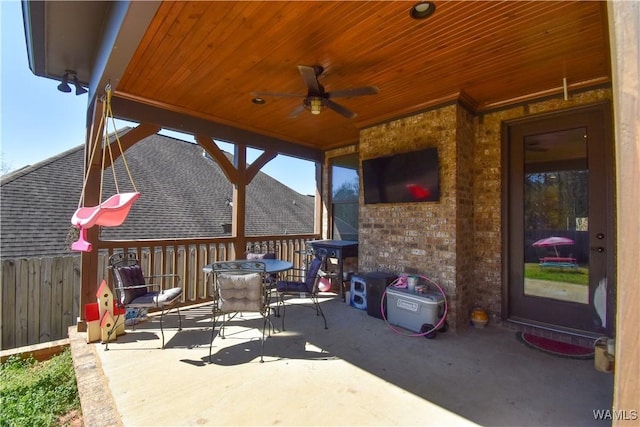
[202,259,293,275]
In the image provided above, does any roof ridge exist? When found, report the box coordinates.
[1,126,136,185]
[1,131,308,197]
[1,144,85,185]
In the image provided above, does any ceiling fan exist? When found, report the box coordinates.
[251,65,379,119]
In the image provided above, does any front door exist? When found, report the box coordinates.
[505,103,615,335]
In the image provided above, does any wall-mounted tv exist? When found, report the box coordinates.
[362,147,440,204]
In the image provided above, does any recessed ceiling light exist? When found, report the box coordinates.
[410,1,436,20]
[252,97,266,105]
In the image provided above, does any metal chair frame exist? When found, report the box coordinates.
[208,261,272,363]
[275,254,329,331]
[245,242,280,257]
[107,252,182,350]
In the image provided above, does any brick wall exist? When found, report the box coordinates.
[354,88,612,331]
[359,103,468,328]
[453,105,476,329]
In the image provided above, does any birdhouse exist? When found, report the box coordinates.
[100,311,117,343]
[85,302,101,343]
[96,279,113,321]
[89,279,126,343]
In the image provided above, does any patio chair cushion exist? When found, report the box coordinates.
[246,252,277,283]
[304,257,323,289]
[276,280,309,293]
[217,273,263,312]
[117,265,148,304]
[128,287,182,308]
[276,257,322,293]
[246,252,276,260]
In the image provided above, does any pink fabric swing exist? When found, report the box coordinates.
[70,85,140,252]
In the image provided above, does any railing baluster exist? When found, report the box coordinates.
[1,234,319,349]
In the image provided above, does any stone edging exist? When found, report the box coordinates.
[68,326,123,427]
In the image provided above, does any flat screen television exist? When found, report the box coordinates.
[362,147,440,204]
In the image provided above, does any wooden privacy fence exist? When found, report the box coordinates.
[1,255,82,350]
[1,234,317,350]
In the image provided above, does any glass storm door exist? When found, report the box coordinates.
[506,104,614,335]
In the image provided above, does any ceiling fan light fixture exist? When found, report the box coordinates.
[253,64,376,118]
[410,1,436,20]
[304,97,327,115]
[310,98,323,114]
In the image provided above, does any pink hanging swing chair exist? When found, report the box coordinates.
[71,85,140,252]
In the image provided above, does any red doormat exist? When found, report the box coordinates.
[516,332,594,359]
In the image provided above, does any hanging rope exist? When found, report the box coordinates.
[104,85,137,193]
[76,95,106,208]
[76,83,138,208]
[70,83,142,252]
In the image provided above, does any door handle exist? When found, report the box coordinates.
[591,246,605,253]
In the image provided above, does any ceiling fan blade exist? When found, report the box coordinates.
[327,100,356,119]
[327,86,379,98]
[251,91,305,98]
[288,104,305,118]
[297,65,322,94]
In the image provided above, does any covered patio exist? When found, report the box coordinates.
[22,1,638,422]
[70,297,613,426]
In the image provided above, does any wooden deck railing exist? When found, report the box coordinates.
[1,234,318,350]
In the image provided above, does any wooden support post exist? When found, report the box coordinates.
[102,123,161,168]
[194,136,278,259]
[314,161,323,237]
[608,1,640,422]
[78,100,103,331]
[232,144,247,259]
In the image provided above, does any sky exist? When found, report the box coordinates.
[0,1,316,195]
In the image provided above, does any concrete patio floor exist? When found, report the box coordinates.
[70,294,613,426]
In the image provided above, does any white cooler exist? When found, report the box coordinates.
[386,287,445,333]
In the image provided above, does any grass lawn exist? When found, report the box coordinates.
[524,262,589,286]
[0,348,81,426]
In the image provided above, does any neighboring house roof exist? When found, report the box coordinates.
[0,131,314,259]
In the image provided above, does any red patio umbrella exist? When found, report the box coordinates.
[531,236,575,257]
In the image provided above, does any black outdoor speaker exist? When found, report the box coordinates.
[364,272,397,319]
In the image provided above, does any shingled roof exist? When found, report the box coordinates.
[0,131,314,259]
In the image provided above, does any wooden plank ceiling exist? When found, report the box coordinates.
[115,1,609,152]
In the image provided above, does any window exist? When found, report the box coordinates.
[331,154,359,241]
